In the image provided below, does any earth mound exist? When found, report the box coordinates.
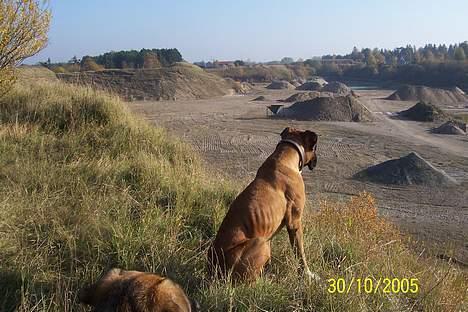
[452,86,466,95]
[432,121,467,135]
[290,80,302,88]
[17,65,58,83]
[266,80,295,90]
[354,152,458,187]
[322,81,352,95]
[296,81,323,91]
[387,85,467,104]
[252,96,267,101]
[57,62,232,101]
[399,101,448,121]
[309,76,328,87]
[226,78,253,94]
[278,95,373,121]
[282,91,322,102]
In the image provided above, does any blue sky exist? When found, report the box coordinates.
[27,0,468,63]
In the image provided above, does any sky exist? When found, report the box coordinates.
[27,0,468,64]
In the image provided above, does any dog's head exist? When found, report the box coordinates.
[280,127,318,170]
[78,268,125,308]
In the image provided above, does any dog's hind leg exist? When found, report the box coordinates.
[231,237,271,282]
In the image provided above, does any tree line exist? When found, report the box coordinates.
[302,42,468,89]
[90,48,183,69]
[322,42,468,64]
[42,48,183,73]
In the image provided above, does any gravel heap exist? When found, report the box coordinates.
[278,95,373,121]
[387,85,467,104]
[354,152,458,187]
[266,80,295,90]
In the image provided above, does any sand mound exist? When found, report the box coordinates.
[266,80,295,90]
[226,78,253,94]
[252,96,267,101]
[432,121,467,135]
[290,80,302,88]
[57,62,232,100]
[451,120,467,132]
[399,101,448,122]
[282,91,322,102]
[322,81,352,95]
[278,95,373,121]
[354,152,458,187]
[309,76,328,86]
[387,85,467,104]
[296,81,323,91]
[296,80,353,96]
[452,86,465,95]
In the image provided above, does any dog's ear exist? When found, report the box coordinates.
[280,127,296,138]
[305,130,318,149]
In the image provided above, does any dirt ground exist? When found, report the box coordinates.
[128,85,468,263]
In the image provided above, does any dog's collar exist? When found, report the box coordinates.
[278,139,306,171]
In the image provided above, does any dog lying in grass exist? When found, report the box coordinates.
[79,268,196,312]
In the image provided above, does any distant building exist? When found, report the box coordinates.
[193,61,206,68]
[213,61,235,68]
[194,60,235,69]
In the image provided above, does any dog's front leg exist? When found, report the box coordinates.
[287,222,320,283]
[287,222,310,273]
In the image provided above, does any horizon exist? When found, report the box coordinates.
[26,0,468,64]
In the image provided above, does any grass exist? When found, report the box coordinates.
[208,64,311,83]
[0,81,466,311]
[455,113,468,123]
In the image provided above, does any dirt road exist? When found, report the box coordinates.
[129,86,468,262]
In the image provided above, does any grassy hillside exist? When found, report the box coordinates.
[17,65,58,83]
[208,64,311,83]
[0,81,466,311]
[56,62,232,101]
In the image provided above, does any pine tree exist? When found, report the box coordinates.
[454,47,466,61]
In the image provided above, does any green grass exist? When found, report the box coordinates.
[0,81,466,311]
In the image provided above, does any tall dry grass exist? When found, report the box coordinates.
[0,81,466,311]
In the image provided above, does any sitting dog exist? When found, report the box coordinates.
[79,268,196,312]
[208,127,319,282]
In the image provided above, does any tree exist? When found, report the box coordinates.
[424,50,435,63]
[366,53,377,67]
[454,47,466,61]
[234,60,245,66]
[280,57,294,64]
[142,52,161,68]
[0,0,51,96]
[80,56,104,71]
[373,49,385,65]
[69,56,79,64]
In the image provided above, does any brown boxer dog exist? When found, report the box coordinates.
[79,268,196,312]
[208,127,319,282]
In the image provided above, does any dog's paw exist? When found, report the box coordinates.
[305,270,323,286]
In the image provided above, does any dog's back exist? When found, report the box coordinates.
[79,268,193,312]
